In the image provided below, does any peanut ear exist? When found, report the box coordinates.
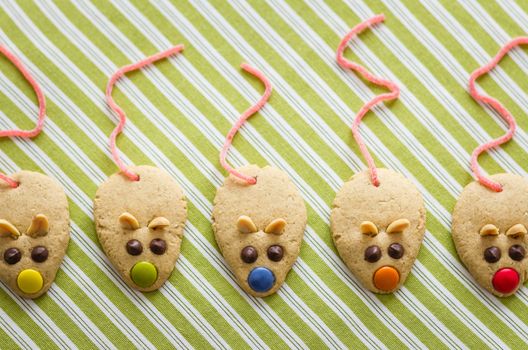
[264,218,286,235]
[26,214,49,237]
[386,219,410,234]
[360,221,378,236]
[480,224,499,236]
[506,224,527,238]
[119,212,140,230]
[148,217,170,230]
[0,219,20,239]
[237,215,257,234]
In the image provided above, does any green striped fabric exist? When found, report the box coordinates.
[1,0,527,348]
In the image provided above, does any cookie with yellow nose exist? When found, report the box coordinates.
[0,171,70,299]
[94,166,187,292]
[331,168,426,293]
[213,165,307,297]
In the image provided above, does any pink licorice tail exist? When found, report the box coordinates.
[468,37,528,192]
[219,63,272,184]
[0,45,47,188]
[106,44,184,181]
[336,14,400,187]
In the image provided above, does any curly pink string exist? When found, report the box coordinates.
[219,63,272,185]
[106,44,184,181]
[0,45,46,188]
[468,37,527,192]
[336,14,400,187]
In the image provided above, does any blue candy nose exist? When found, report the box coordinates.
[248,267,275,293]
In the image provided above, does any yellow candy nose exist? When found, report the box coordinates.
[17,269,43,294]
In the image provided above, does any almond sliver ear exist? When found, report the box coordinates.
[237,215,257,234]
[26,214,49,237]
[360,221,378,236]
[480,224,499,236]
[386,219,410,234]
[506,224,527,238]
[0,219,20,239]
[148,217,170,230]
[265,218,286,235]
[119,212,140,230]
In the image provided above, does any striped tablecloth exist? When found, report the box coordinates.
[1,0,528,349]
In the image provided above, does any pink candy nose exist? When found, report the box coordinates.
[492,268,519,294]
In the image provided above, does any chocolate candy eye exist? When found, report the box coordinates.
[241,246,258,263]
[31,246,48,263]
[267,245,284,262]
[484,246,501,263]
[150,239,167,255]
[4,248,21,265]
[388,243,404,259]
[364,245,381,263]
[509,245,525,261]
[126,240,143,256]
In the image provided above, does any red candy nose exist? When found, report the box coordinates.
[492,268,519,294]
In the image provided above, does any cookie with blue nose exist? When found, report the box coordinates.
[0,171,70,299]
[213,165,307,297]
[94,165,187,292]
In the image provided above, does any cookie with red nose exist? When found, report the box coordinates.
[0,171,70,299]
[452,173,528,297]
[331,168,426,293]
[212,165,307,297]
[94,166,187,292]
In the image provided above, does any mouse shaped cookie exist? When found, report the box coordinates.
[94,165,187,292]
[212,165,307,297]
[452,174,528,297]
[331,168,426,293]
[0,171,70,299]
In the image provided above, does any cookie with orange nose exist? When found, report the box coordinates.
[94,166,187,292]
[0,171,70,299]
[331,168,426,293]
[212,165,307,297]
[452,173,528,297]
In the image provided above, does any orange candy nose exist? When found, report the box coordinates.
[373,266,400,292]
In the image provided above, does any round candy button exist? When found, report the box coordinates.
[248,267,275,293]
[130,261,158,288]
[373,266,400,292]
[17,269,43,294]
[492,268,519,294]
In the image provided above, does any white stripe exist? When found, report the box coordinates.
[0,283,75,349]
[176,257,270,350]
[416,0,528,160]
[0,307,39,350]
[47,287,116,350]
[277,284,348,350]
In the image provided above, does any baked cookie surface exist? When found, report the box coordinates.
[94,165,187,292]
[0,171,70,299]
[212,165,307,297]
[452,173,528,297]
[331,168,426,293]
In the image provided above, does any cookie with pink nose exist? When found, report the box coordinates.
[452,173,528,297]
[0,171,70,299]
[331,168,426,293]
